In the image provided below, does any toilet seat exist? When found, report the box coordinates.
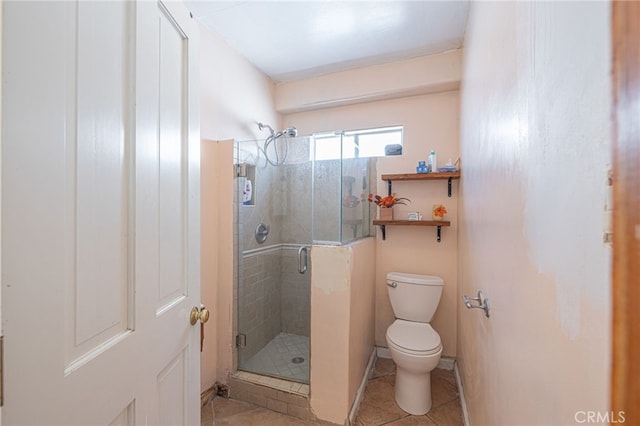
[387,320,442,356]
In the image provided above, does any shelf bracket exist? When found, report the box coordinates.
[387,180,392,196]
[437,226,442,243]
[448,177,452,197]
[380,225,386,240]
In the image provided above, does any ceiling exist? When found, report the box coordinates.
[184,1,470,82]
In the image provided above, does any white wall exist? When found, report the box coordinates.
[458,2,612,424]
[198,21,280,392]
[276,50,461,113]
[199,25,279,141]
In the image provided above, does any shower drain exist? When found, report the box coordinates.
[291,357,305,364]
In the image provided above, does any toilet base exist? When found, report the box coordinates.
[394,368,432,415]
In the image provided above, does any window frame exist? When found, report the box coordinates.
[313,125,403,161]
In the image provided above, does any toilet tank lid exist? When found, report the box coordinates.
[387,272,444,286]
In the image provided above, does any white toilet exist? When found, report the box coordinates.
[385,272,444,415]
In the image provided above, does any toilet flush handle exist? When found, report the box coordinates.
[387,281,398,288]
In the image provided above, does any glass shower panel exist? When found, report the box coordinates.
[311,158,342,244]
[235,137,312,384]
[341,157,373,243]
[312,133,374,244]
[311,133,341,244]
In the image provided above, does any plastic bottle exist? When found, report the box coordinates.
[243,179,252,205]
[428,150,437,172]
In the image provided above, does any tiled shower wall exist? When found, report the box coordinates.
[312,157,374,244]
[239,164,283,252]
[237,245,310,364]
[280,163,313,244]
[280,247,310,336]
[312,159,341,242]
[237,248,283,364]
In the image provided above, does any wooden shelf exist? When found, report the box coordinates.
[381,171,461,181]
[372,220,451,227]
[374,171,460,242]
[372,220,450,242]
[382,171,460,197]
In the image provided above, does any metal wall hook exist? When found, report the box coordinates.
[462,290,490,318]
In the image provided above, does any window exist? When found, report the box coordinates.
[313,126,403,161]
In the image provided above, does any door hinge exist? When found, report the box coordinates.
[235,163,247,178]
[236,334,246,348]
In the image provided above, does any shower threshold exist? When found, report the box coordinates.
[240,332,309,384]
[231,369,310,398]
[229,366,312,420]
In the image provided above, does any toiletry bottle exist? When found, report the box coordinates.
[243,179,252,205]
[429,150,437,172]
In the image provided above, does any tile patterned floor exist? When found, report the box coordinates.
[354,358,463,426]
[203,357,463,426]
[202,397,321,426]
[242,332,310,383]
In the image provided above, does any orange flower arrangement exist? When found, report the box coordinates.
[367,192,411,208]
[433,204,448,218]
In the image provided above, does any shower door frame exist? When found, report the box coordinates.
[233,137,313,384]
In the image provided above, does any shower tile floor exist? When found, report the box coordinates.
[242,332,309,383]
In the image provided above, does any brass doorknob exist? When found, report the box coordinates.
[190,306,210,325]
[199,307,210,324]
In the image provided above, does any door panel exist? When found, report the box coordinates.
[158,1,188,313]
[135,0,201,424]
[109,401,136,426]
[2,1,200,424]
[157,348,188,425]
[66,0,134,367]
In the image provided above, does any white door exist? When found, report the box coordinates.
[2,1,201,424]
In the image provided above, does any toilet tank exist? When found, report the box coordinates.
[387,272,444,322]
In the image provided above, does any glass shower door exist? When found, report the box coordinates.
[235,136,312,384]
[311,132,373,244]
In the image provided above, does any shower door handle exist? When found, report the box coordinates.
[298,245,308,274]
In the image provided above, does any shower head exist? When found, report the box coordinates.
[258,122,297,139]
[258,122,295,166]
[282,127,297,138]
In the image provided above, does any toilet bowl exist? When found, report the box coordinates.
[386,320,442,414]
[385,272,444,415]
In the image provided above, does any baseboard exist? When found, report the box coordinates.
[454,362,471,426]
[348,348,377,425]
[200,384,217,407]
[376,346,391,359]
[437,356,455,370]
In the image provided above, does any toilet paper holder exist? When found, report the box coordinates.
[462,291,490,318]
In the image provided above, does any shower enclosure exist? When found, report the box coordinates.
[234,131,372,384]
